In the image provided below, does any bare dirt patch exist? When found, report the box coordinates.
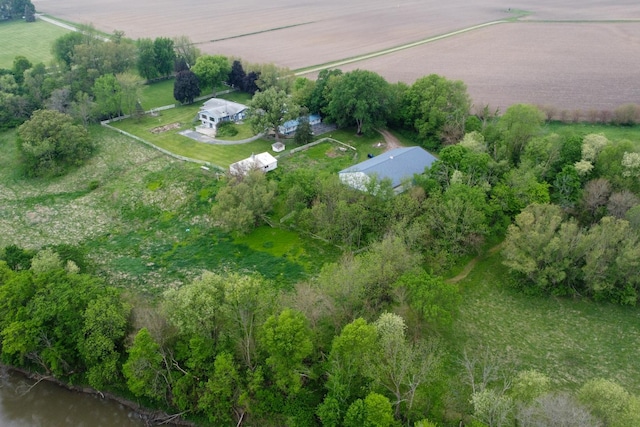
[378,130,402,151]
[325,146,349,158]
[150,122,181,134]
[331,22,640,111]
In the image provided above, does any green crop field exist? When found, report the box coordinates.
[0,20,70,68]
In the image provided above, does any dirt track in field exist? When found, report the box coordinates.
[31,0,640,111]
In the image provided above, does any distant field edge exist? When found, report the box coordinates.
[294,19,510,76]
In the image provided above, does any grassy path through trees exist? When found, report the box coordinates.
[446,243,503,284]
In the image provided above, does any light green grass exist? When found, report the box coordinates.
[140,79,176,110]
[0,20,70,68]
[452,250,640,392]
[279,128,392,173]
[546,122,640,141]
[233,226,337,275]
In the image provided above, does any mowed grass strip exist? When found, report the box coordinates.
[0,20,70,68]
[453,250,640,392]
[140,79,177,110]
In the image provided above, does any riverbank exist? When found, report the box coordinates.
[1,364,195,427]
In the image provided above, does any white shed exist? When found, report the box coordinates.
[229,152,278,175]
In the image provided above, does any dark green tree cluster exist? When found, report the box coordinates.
[0,0,35,21]
[17,109,94,177]
[0,248,130,390]
[293,70,469,146]
[136,37,176,81]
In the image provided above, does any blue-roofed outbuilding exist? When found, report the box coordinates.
[339,146,437,193]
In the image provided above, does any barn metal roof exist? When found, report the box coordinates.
[339,146,437,188]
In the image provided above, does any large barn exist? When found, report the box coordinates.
[339,146,437,193]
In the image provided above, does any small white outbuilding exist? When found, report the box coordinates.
[229,152,278,176]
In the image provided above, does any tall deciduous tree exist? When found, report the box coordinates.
[172,35,200,69]
[116,71,141,116]
[122,327,168,401]
[80,291,130,389]
[582,216,640,304]
[153,37,176,77]
[192,54,231,93]
[260,309,313,394]
[173,69,200,104]
[326,69,391,135]
[395,270,461,328]
[52,32,86,69]
[402,74,470,148]
[12,55,31,84]
[318,318,378,425]
[136,38,158,80]
[255,63,295,93]
[309,68,342,115]
[92,73,122,118]
[249,86,299,140]
[498,104,545,165]
[210,170,277,234]
[502,203,585,295]
[17,109,93,177]
[369,312,440,420]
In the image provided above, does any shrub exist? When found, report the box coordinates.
[215,121,238,137]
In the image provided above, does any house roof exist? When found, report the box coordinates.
[339,146,437,188]
[200,98,247,119]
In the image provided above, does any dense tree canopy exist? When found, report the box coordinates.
[3,29,640,427]
[402,74,471,148]
[0,252,129,388]
[192,54,231,93]
[326,69,392,135]
[17,109,93,177]
[249,86,300,139]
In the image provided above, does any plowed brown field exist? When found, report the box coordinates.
[31,0,640,110]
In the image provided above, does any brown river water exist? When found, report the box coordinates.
[0,370,146,427]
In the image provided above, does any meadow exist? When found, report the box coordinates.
[452,250,640,392]
[0,126,338,294]
[0,19,69,68]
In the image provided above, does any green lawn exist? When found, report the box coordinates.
[109,103,272,168]
[451,250,640,392]
[140,79,177,110]
[0,20,70,68]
